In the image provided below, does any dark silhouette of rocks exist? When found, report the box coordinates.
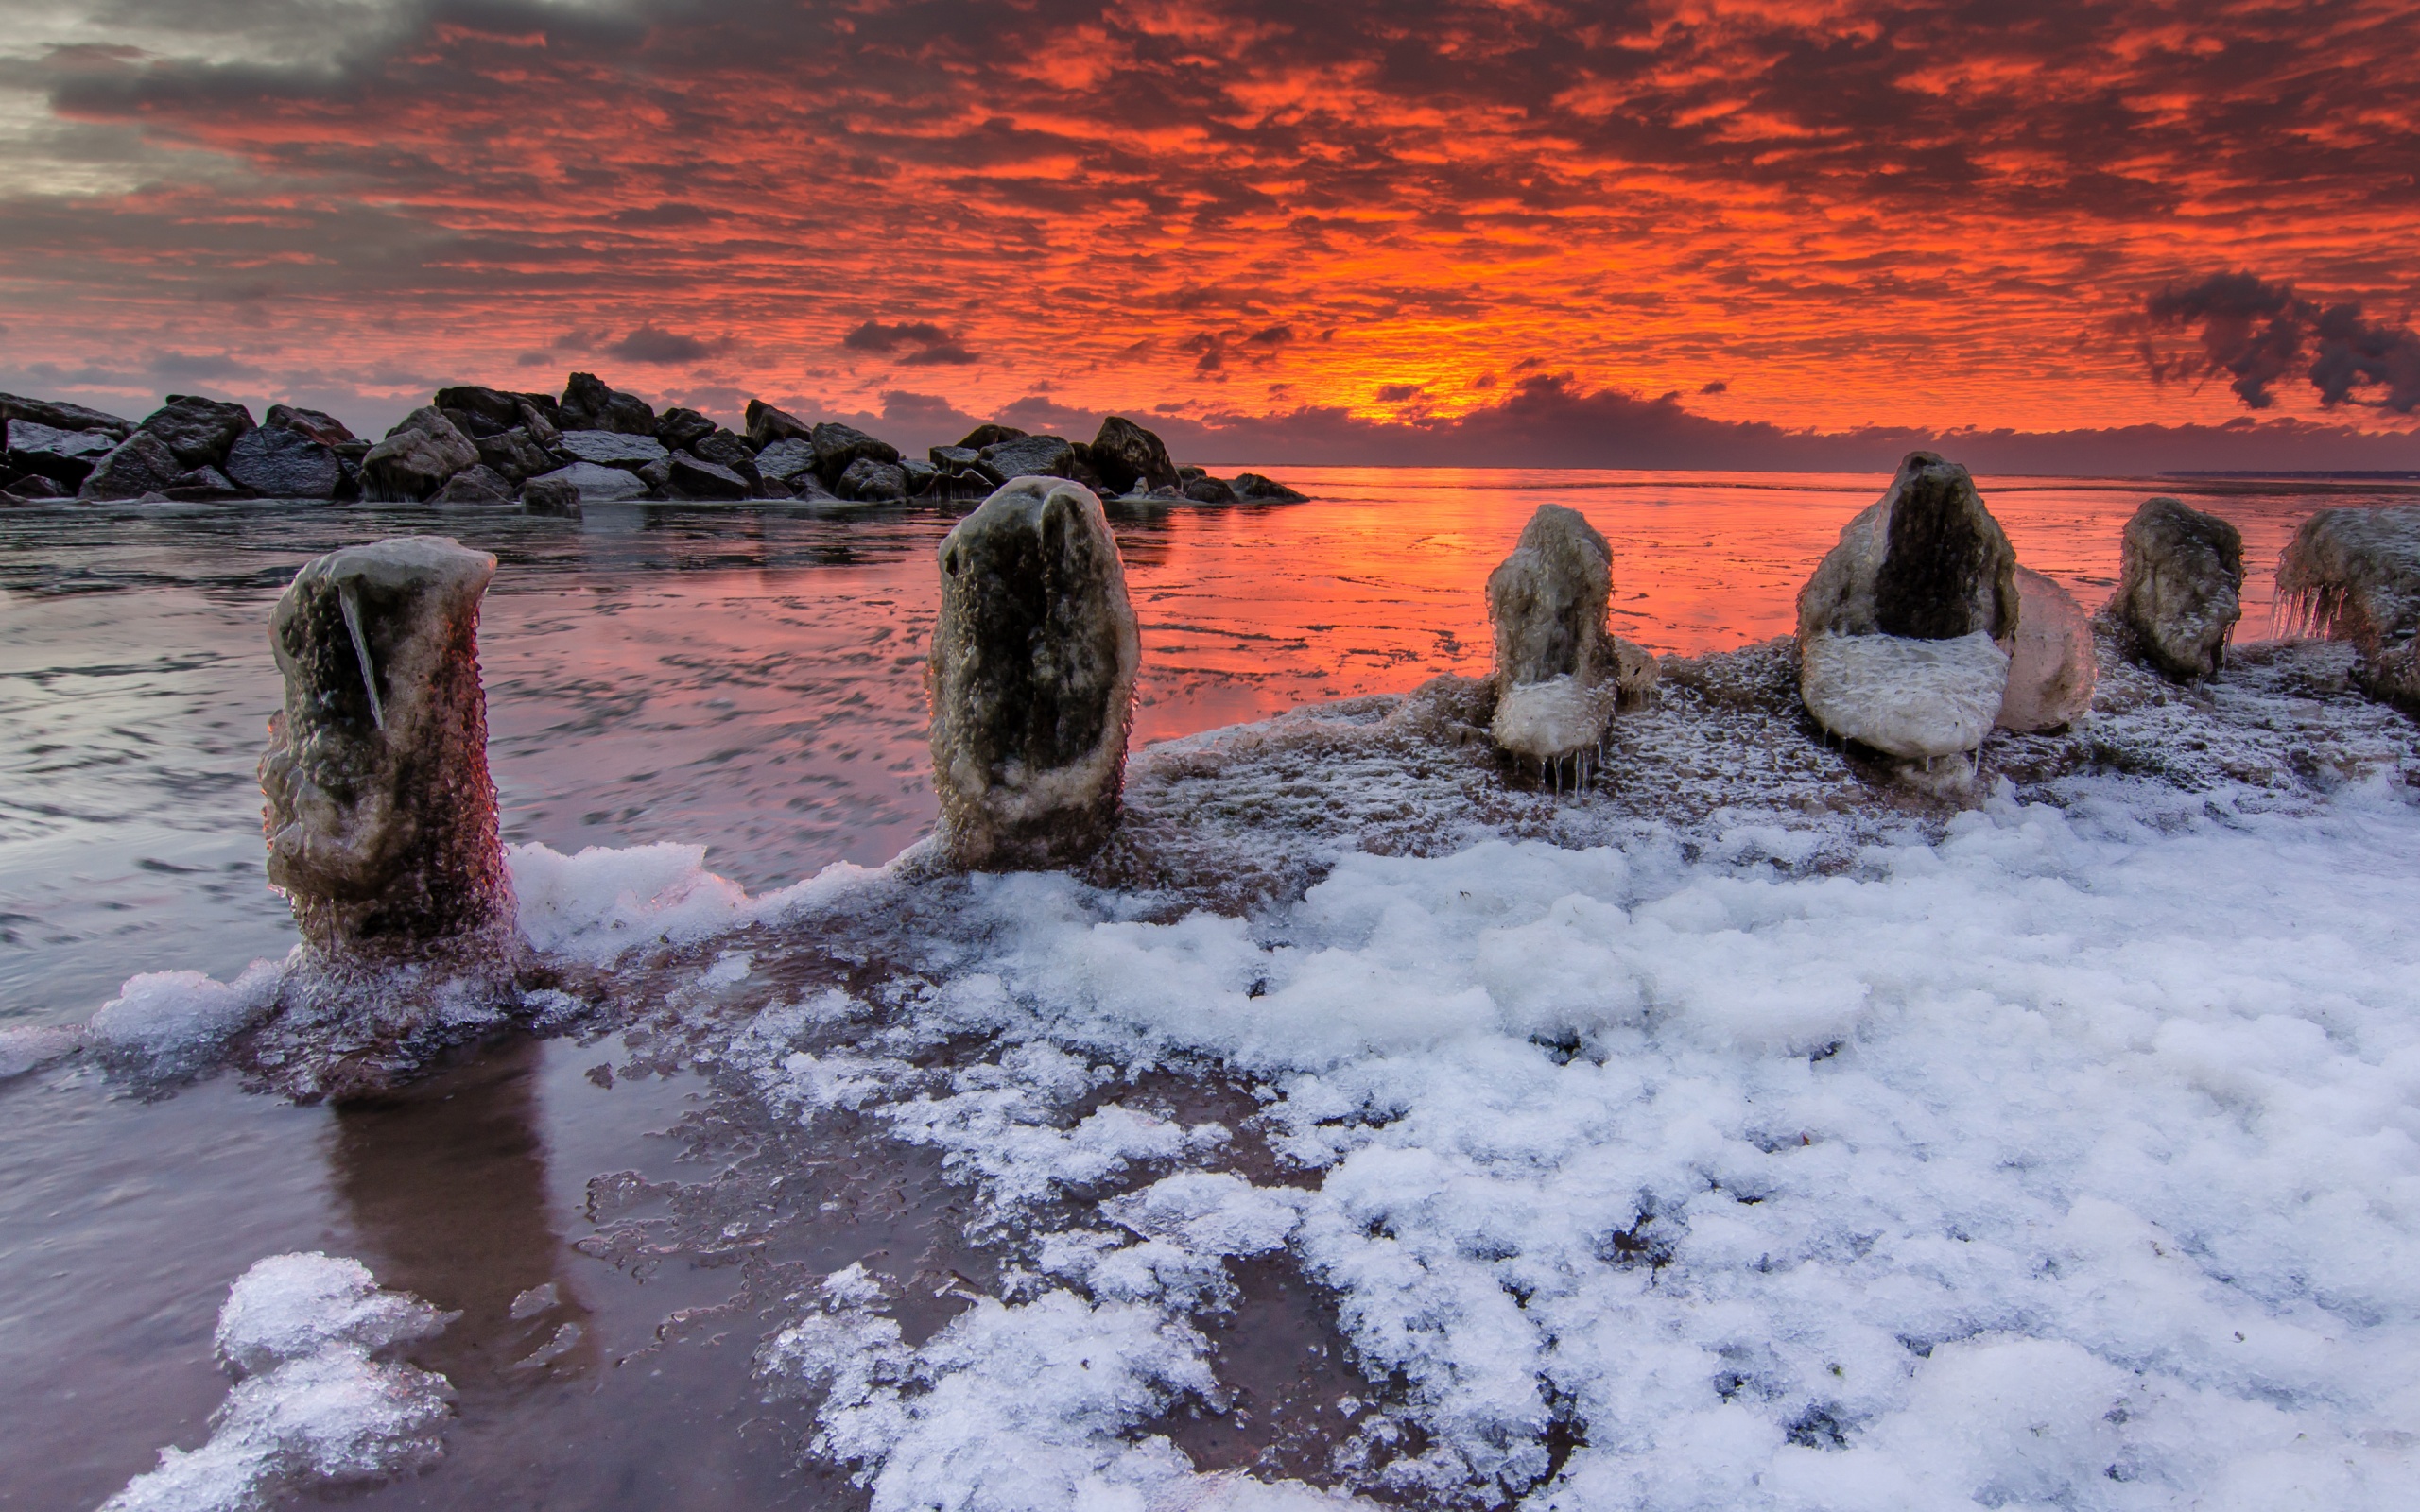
[1087,416,1182,494]
[363,408,481,502]
[1182,475,1237,503]
[140,394,256,469]
[226,425,343,500]
[810,421,899,485]
[957,423,1027,450]
[78,430,182,500]
[838,456,910,502]
[668,451,750,500]
[265,404,357,447]
[655,406,717,451]
[690,429,760,484]
[2110,496,2245,680]
[558,372,655,435]
[745,398,812,446]
[1234,472,1306,502]
[432,386,529,438]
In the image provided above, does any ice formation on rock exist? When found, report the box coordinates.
[1797,454,2020,770]
[2110,495,2245,680]
[260,536,512,957]
[1486,504,1625,768]
[104,1253,453,1512]
[2275,504,2420,708]
[926,477,1141,869]
[1996,565,2095,732]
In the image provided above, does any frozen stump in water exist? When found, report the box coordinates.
[1487,503,1639,779]
[2275,504,2420,709]
[261,536,512,958]
[1797,453,2018,779]
[927,477,1142,869]
[2110,495,2244,681]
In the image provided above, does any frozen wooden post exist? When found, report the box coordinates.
[260,536,512,957]
[926,477,1141,869]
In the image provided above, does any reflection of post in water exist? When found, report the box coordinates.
[331,1037,597,1389]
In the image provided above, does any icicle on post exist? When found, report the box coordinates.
[259,536,512,957]
[927,477,1141,869]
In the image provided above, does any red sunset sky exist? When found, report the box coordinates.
[2,0,2416,469]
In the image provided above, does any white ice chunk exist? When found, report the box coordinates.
[87,958,287,1074]
[1800,628,2009,758]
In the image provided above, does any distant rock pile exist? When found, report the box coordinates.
[0,376,1310,511]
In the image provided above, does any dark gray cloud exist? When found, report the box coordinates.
[2141,271,2420,414]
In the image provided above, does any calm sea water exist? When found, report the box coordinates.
[3,466,2411,1509]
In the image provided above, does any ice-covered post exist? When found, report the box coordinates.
[1487,504,1616,782]
[2274,504,2420,708]
[260,536,512,957]
[927,477,1141,869]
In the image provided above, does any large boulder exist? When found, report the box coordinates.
[554,430,668,470]
[667,451,750,500]
[520,474,583,517]
[1087,416,1180,495]
[139,395,256,469]
[1182,475,1236,504]
[690,429,759,481]
[838,456,909,502]
[1796,453,2020,765]
[1996,567,2095,732]
[976,432,1076,486]
[474,426,558,485]
[655,406,717,451]
[527,461,648,501]
[164,465,248,502]
[2109,496,2244,680]
[78,430,183,500]
[926,477,1141,869]
[360,408,479,502]
[811,421,899,485]
[432,464,516,505]
[557,372,655,435]
[745,399,813,446]
[1486,504,1619,765]
[224,425,342,500]
[431,386,524,438]
[4,420,119,489]
[752,437,818,484]
[264,404,357,447]
[1234,472,1307,503]
[3,474,67,501]
[1,393,134,438]
[260,536,511,958]
[2275,504,2420,708]
[958,423,1026,450]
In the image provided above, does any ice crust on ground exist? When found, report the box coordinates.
[507,839,884,965]
[104,1253,455,1512]
[85,959,289,1074]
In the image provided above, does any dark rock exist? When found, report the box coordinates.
[225,424,342,500]
[752,474,796,500]
[930,444,982,472]
[433,464,516,504]
[1,393,135,439]
[636,459,673,493]
[1798,452,2018,644]
[957,423,1027,451]
[557,372,656,435]
[554,430,669,470]
[976,433,1076,486]
[139,395,256,469]
[1177,465,1206,483]
[361,408,479,502]
[2275,504,2420,707]
[1182,475,1237,504]
[530,461,648,501]
[752,437,818,483]
[838,457,909,502]
[5,419,119,488]
[745,398,814,447]
[264,404,357,447]
[164,466,251,502]
[261,535,510,957]
[514,399,562,449]
[432,386,524,434]
[668,452,750,500]
[1233,472,1306,503]
[2111,496,2245,680]
[656,406,717,451]
[790,472,844,504]
[927,477,1140,869]
[78,431,184,500]
[903,457,939,494]
[1087,416,1181,494]
[520,475,583,516]
[2,473,66,500]
[811,421,899,484]
[690,429,759,481]
[474,426,557,485]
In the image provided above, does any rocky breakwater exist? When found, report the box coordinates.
[2275,504,2420,709]
[926,477,1143,869]
[3,375,1311,512]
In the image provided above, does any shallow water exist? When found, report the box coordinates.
[2,468,2411,1508]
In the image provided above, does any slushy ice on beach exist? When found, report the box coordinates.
[9,0,2420,1506]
